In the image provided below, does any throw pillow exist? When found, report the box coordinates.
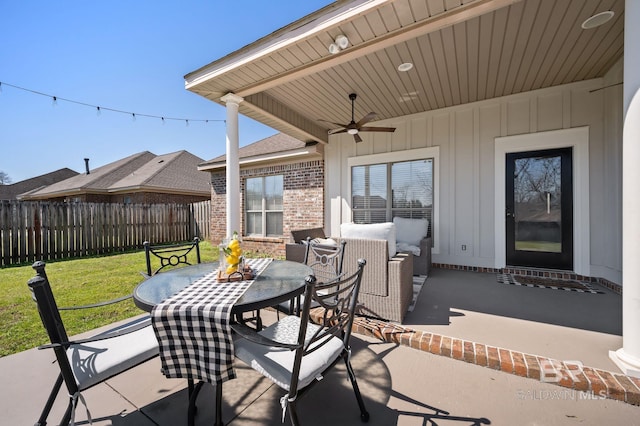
[340,222,396,258]
[393,217,428,247]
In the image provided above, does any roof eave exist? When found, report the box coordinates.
[184,0,386,90]
[198,145,322,172]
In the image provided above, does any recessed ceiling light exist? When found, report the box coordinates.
[398,62,413,72]
[581,11,614,29]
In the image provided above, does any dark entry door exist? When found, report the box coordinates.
[506,148,573,270]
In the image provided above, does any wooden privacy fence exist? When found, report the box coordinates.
[0,200,211,266]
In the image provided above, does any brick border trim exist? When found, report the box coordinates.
[348,316,640,406]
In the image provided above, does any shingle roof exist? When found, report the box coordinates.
[201,133,307,167]
[0,168,79,200]
[22,150,210,199]
[112,151,210,193]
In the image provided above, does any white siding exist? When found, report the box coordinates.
[325,74,623,284]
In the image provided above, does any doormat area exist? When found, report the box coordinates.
[408,275,427,312]
[497,273,604,294]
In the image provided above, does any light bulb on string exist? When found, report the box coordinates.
[52,96,58,107]
[132,113,136,122]
[161,117,165,125]
[185,119,189,127]
[96,106,101,117]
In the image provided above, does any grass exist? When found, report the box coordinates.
[0,241,219,357]
[515,241,561,253]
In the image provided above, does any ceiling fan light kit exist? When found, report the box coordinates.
[319,93,396,143]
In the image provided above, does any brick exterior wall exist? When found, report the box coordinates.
[208,160,325,257]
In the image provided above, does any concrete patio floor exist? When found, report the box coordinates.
[2,267,640,425]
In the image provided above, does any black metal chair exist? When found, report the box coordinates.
[278,237,347,316]
[143,236,201,277]
[27,261,158,426]
[232,258,369,425]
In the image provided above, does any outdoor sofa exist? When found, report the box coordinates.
[285,223,414,323]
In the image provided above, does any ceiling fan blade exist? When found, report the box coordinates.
[358,126,396,133]
[354,133,363,143]
[329,128,349,135]
[356,112,377,128]
[318,119,349,129]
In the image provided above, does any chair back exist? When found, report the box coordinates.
[143,237,201,276]
[290,258,366,396]
[27,261,79,396]
[303,238,347,282]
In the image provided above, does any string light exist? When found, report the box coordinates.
[0,81,224,124]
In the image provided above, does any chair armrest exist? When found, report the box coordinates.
[58,294,133,310]
[338,238,390,297]
[414,237,432,276]
[38,315,151,349]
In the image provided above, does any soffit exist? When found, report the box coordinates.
[186,0,624,143]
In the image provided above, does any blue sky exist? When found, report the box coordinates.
[0,1,333,183]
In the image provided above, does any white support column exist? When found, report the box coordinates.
[610,0,640,378]
[220,93,244,240]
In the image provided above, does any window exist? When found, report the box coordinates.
[352,159,433,234]
[245,175,283,237]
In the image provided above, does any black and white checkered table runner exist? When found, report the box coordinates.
[151,257,273,384]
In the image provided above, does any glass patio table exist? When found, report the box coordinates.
[133,259,312,426]
[133,260,313,314]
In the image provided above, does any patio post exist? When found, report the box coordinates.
[220,93,244,240]
[610,0,640,378]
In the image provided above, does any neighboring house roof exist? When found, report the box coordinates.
[0,168,79,200]
[21,150,210,200]
[198,132,322,171]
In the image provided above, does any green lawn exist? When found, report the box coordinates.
[0,241,219,357]
[515,241,561,253]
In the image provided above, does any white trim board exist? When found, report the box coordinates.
[494,127,590,276]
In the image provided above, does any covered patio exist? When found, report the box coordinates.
[185,0,640,378]
[3,268,639,424]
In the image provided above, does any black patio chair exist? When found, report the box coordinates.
[231,258,369,425]
[277,237,347,316]
[143,236,201,277]
[27,261,159,426]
